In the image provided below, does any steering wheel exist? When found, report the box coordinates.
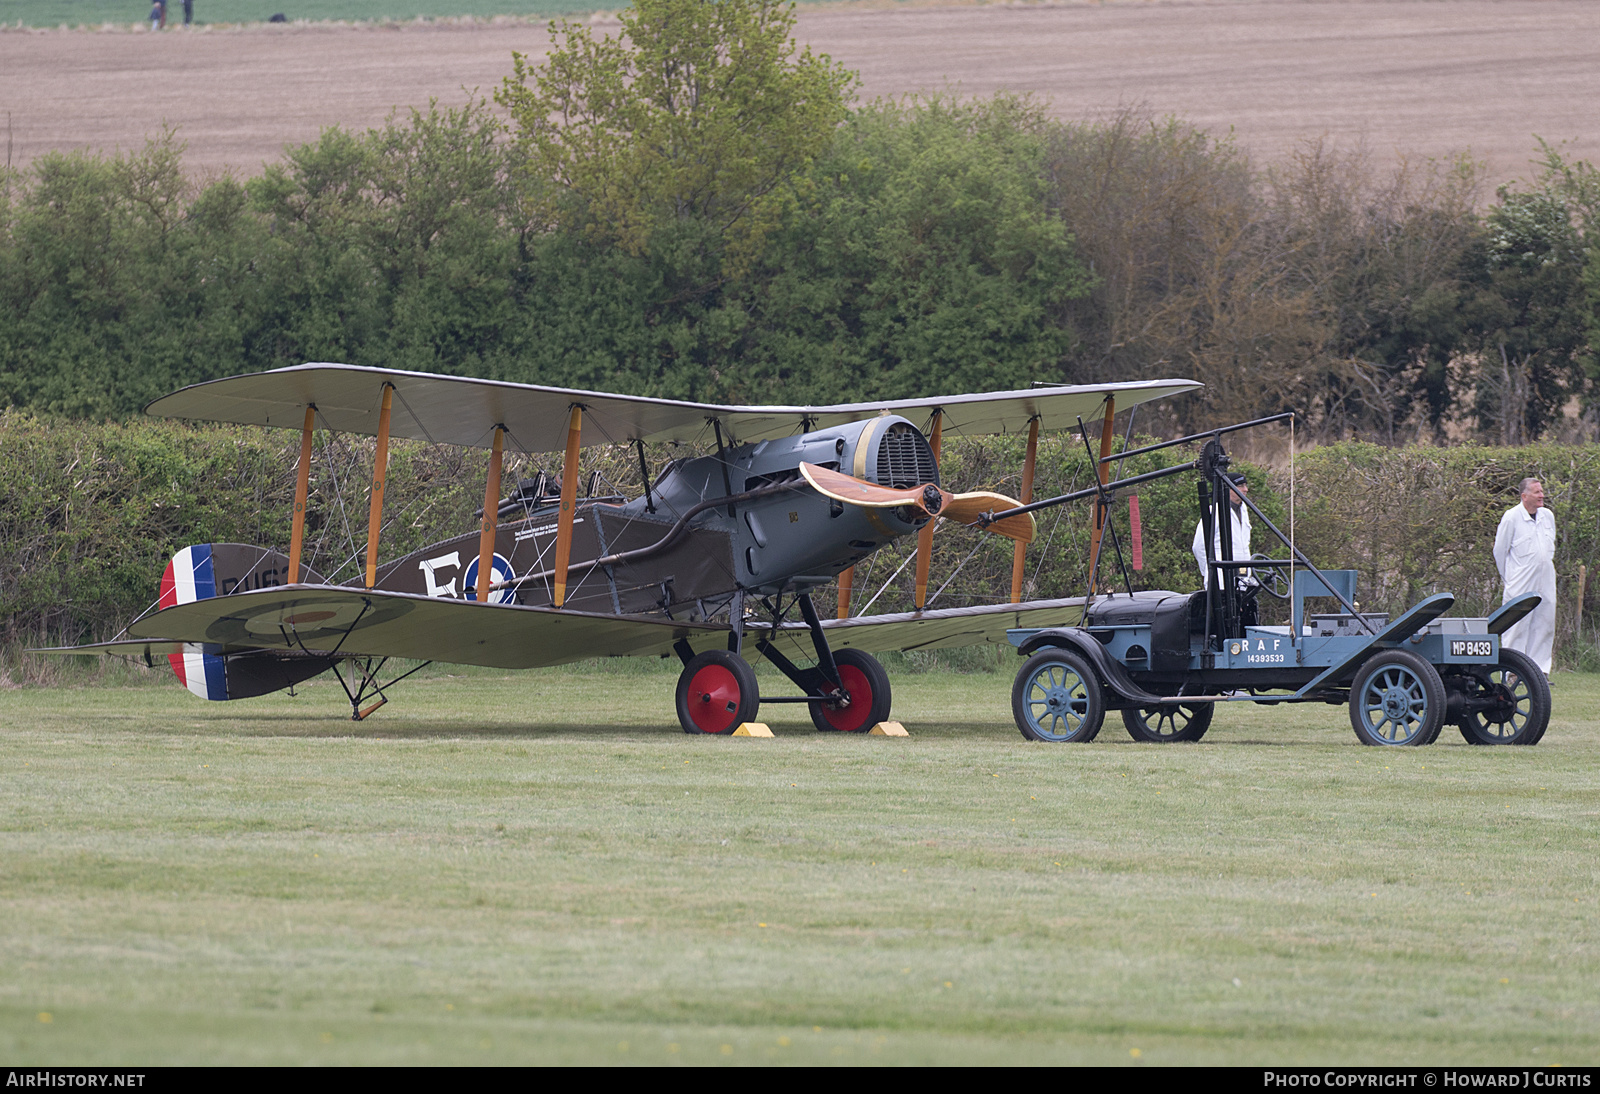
[1251,554,1291,600]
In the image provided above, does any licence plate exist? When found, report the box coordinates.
[1449,639,1494,659]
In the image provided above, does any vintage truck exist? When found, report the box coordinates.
[990,418,1548,746]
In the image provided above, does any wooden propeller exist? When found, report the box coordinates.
[799,463,1035,542]
[940,492,1037,543]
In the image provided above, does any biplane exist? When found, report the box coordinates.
[42,364,1199,733]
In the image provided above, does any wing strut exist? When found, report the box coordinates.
[1009,416,1040,604]
[1076,411,1136,614]
[836,565,854,619]
[1084,397,1115,601]
[553,405,583,608]
[712,418,737,517]
[475,426,504,602]
[288,405,316,584]
[364,382,394,589]
[635,438,656,514]
[913,409,944,611]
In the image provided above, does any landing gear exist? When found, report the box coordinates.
[677,591,900,735]
[1349,650,1444,746]
[675,649,760,734]
[1450,648,1550,746]
[810,648,892,733]
[740,592,898,734]
[326,655,432,721]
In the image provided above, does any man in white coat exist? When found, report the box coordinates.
[1493,478,1557,675]
[1193,473,1252,585]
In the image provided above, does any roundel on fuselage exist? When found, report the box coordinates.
[462,553,517,605]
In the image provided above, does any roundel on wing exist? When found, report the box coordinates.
[462,553,517,604]
[242,597,371,637]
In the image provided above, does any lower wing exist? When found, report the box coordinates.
[121,585,730,670]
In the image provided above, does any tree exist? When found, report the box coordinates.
[496,0,855,260]
[733,95,1092,403]
[246,99,525,377]
[1470,178,1589,443]
[1531,140,1600,434]
[1262,142,1484,442]
[0,131,277,417]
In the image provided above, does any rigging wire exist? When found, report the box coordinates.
[310,412,359,582]
[388,384,440,449]
[857,546,919,616]
[925,532,990,610]
[1029,436,1081,593]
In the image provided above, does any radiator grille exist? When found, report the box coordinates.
[875,423,939,488]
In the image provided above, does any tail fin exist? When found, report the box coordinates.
[160,543,322,609]
[158,544,331,701]
[159,544,217,608]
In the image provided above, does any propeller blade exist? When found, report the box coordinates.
[799,463,950,515]
[940,492,1036,543]
[801,463,1035,542]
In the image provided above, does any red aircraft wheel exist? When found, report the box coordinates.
[810,649,893,733]
[676,649,760,735]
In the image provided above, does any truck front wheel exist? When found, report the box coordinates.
[1012,649,1105,743]
[1349,650,1445,746]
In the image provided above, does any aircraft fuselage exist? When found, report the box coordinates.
[367,413,939,621]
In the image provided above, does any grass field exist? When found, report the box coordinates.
[3,0,601,28]
[2,661,1598,1065]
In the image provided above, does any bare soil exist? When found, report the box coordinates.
[2,1,1598,188]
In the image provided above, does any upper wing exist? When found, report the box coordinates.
[124,585,728,670]
[145,363,1201,452]
[750,597,1091,664]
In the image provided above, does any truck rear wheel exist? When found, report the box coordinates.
[1453,648,1550,746]
[1122,688,1214,743]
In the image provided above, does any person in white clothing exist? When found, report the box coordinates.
[1193,473,1252,585]
[1493,478,1557,675]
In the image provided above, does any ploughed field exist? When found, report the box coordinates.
[2,0,1599,187]
[2,664,1597,1064]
